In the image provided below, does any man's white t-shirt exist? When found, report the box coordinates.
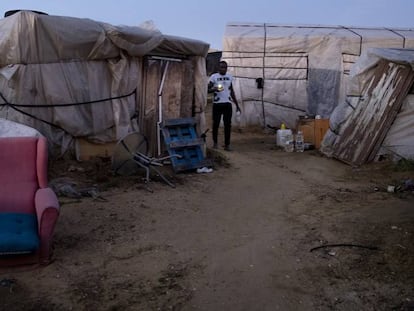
[209,73,234,104]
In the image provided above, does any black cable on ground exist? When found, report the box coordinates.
[310,243,379,252]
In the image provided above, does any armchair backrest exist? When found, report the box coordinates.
[0,136,49,214]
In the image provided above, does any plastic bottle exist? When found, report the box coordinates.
[295,130,304,152]
[284,131,294,152]
[277,128,292,147]
[277,122,289,147]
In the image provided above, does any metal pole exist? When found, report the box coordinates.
[157,61,169,156]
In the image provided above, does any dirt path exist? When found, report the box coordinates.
[1,130,413,310]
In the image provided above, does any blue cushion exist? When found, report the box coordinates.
[0,213,40,255]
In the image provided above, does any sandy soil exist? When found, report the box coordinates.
[1,129,413,311]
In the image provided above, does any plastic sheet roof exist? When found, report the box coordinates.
[0,10,209,66]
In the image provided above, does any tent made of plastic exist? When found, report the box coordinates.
[221,23,414,129]
[0,10,209,156]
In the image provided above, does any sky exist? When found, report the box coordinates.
[1,0,413,50]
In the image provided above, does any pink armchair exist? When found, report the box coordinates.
[0,136,60,266]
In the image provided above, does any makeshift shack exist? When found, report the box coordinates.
[0,10,209,159]
[320,48,414,165]
[221,23,414,129]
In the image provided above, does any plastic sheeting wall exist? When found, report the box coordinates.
[377,94,414,160]
[0,56,141,155]
[222,23,414,129]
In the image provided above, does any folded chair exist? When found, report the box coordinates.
[0,136,60,266]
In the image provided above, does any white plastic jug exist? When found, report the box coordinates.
[276,129,293,147]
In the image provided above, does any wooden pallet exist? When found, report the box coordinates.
[161,118,212,172]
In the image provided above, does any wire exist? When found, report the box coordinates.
[0,88,136,108]
[0,89,137,134]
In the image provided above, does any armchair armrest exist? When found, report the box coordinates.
[35,188,60,264]
[35,188,60,238]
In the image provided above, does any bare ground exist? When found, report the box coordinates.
[1,129,414,311]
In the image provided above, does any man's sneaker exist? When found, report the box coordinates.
[224,145,233,151]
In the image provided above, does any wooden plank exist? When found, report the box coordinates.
[314,119,330,149]
[75,139,116,161]
[297,119,315,144]
[332,60,414,166]
[297,118,329,149]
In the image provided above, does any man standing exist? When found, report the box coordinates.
[208,61,241,151]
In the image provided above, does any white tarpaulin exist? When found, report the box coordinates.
[0,11,209,156]
[222,23,414,129]
[379,95,414,160]
[0,117,42,137]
